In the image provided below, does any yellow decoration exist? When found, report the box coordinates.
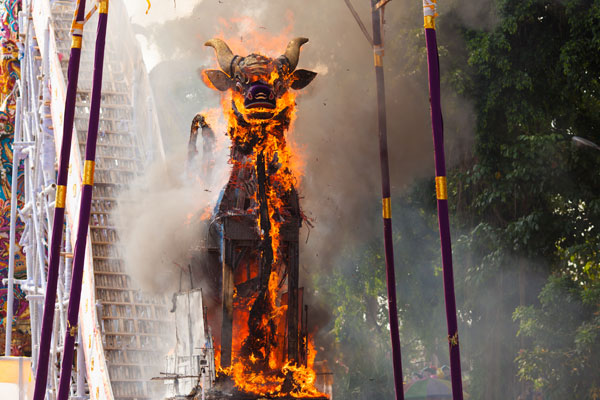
[71,35,82,49]
[374,54,383,67]
[99,1,108,14]
[382,197,392,219]
[423,0,438,29]
[146,0,152,14]
[435,176,447,200]
[67,320,77,337]
[83,160,95,186]
[424,15,436,30]
[55,185,67,208]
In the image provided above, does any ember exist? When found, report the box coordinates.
[186,36,327,399]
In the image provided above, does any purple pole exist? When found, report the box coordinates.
[56,3,109,399]
[33,2,87,399]
[370,1,405,399]
[423,2,464,399]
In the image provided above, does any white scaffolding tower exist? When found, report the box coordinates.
[4,1,168,399]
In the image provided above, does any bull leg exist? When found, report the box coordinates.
[220,237,235,368]
[287,241,299,364]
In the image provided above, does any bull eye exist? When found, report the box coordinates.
[247,92,253,100]
[269,91,274,100]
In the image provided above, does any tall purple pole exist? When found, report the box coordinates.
[370,1,405,399]
[33,2,87,399]
[423,1,464,398]
[56,2,109,399]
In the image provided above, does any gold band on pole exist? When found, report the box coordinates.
[71,35,82,49]
[423,0,437,29]
[83,160,95,186]
[424,15,436,30]
[382,197,392,219]
[55,185,67,208]
[374,54,383,67]
[435,176,448,200]
[99,1,108,14]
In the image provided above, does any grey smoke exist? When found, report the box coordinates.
[127,1,482,276]
[115,142,230,293]
[119,0,495,329]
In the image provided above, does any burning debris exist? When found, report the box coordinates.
[160,37,329,400]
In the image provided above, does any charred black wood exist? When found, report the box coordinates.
[287,240,299,363]
[239,150,277,372]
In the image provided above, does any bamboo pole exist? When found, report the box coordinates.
[422,1,464,398]
[33,2,88,398]
[369,1,405,399]
[56,1,109,398]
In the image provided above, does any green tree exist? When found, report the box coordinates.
[514,276,600,399]
[452,0,600,398]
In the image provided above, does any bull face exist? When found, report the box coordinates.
[202,38,316,120]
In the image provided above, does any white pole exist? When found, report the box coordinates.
[5,96,23,356]
[77,330,85,397]
[19,357,24,400]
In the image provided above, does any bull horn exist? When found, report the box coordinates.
[205,38,236,77]
[282,37,309,72]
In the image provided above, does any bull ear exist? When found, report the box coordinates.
[201,69,234,91]
[290,69,317,90]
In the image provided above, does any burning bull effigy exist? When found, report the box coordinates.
[175,37,328,399]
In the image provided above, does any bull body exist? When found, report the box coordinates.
[195,38,316,375]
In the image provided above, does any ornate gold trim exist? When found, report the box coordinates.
[435,176,448,200]
[71,35,82,49]
[382,197,392,219]
[99,1,108,14]
[83,160,95,186]
[55,185,67,208]
[374,54,383,67]
[424,15,436,30]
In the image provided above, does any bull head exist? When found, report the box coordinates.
[202,37,316,120]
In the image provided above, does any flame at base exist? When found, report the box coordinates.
[216,338,326,398]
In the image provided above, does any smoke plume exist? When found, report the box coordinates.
[119,0,486,283]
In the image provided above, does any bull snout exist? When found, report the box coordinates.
[244,83,276,109]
